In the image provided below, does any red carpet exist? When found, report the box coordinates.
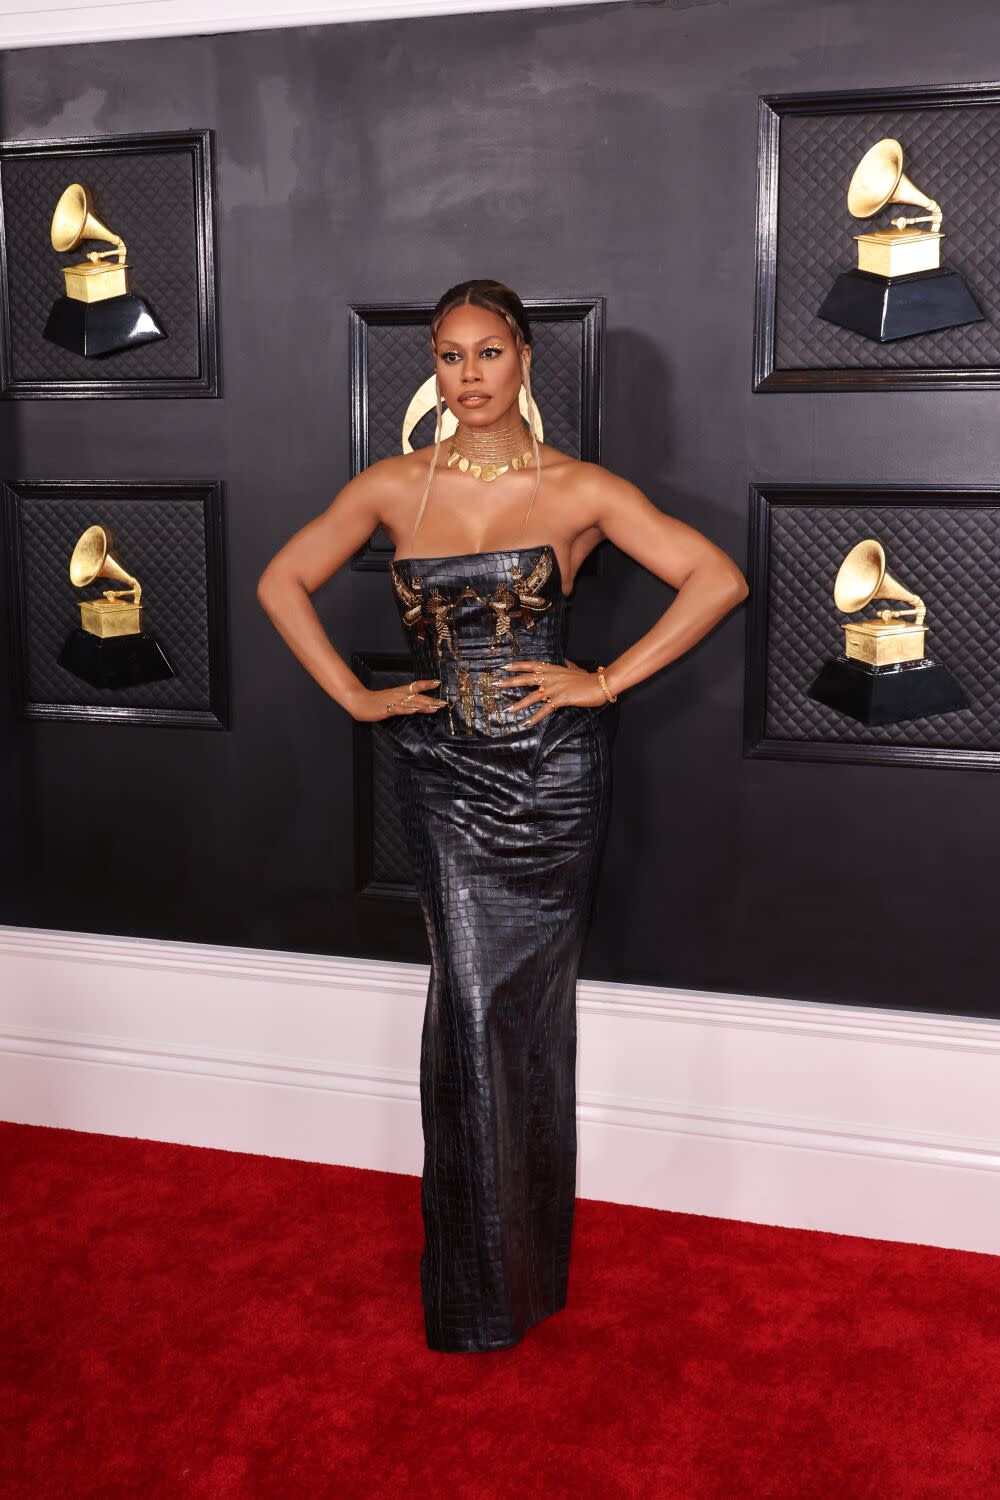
[2,1121,998,1499]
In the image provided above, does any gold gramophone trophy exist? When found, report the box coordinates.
[57,525,174,688]
[817,138,983,341]
[807,538,967,725]
[42,184,167,357]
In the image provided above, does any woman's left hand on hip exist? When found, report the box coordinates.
[501,658,606,726]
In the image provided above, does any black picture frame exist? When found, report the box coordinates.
[753,81,1000,392]
[744,483,1000,770]
[347,297,605,569]
[2,478,229,728]
[0,128,219,398]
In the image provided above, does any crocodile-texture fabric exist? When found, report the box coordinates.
[381,545,617,1352]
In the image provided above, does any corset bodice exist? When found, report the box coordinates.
[389,544,567,737]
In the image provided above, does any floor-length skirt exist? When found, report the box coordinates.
[393,704,614,1351]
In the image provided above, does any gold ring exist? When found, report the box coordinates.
[386,701,395,711]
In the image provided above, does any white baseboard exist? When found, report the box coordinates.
[0,0,622,51]
[2,923,998,1255]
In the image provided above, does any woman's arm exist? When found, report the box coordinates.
[504,466,749,723]
[256,461,443,721]
[586,466,749,699]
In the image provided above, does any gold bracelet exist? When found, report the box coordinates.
[597,665,618,703]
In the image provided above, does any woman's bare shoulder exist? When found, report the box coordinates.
[355,447,433,493]
[533,443,594,473]
[541,450,634,496]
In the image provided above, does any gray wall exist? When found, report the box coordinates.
[2,0,998,1016]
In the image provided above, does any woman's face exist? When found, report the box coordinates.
[433,304,529,431]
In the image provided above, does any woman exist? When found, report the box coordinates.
[257,279,748,1354]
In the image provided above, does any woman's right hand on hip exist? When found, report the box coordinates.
[351,680,447,722]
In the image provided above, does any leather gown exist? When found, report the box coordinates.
[382,544,617,1352]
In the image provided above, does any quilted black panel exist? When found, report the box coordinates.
[775,103,1000,369]
[373,726,415,890]
[763,499,1000,750]
[2,146,202,383]
[365,321,432,463]
[353,656,417,893]
[10,488,217,713]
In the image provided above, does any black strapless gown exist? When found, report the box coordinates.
[382,545,617,1352]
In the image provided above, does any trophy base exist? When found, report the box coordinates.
[807,654,968,726]
[817,268,984,342]
[58,628,175,689]
[43,294,167,358]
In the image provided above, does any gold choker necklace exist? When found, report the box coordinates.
[446,421,534,483]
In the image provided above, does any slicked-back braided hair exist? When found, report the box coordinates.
[412,279,542,537]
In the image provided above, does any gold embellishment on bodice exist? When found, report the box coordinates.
[510,548,554,625]
[391,549,555,735]
[481,581,520,653]
[481,548,554,653]
[456,664,475,735]
[477,668,509,735]
[390,563,428,642]
[426,588,460,662]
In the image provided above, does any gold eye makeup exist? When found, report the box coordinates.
[438,343,506,362]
